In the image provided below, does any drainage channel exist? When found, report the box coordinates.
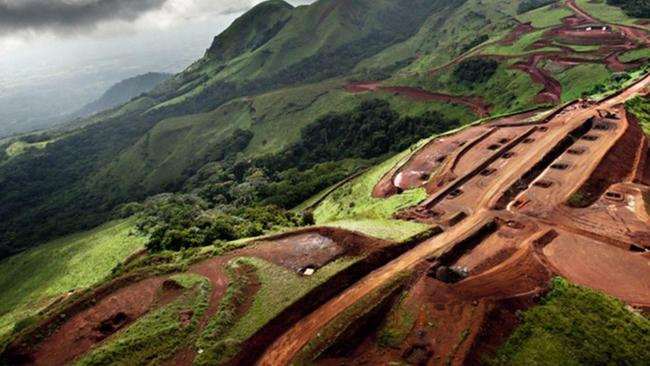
[427,219,499,283]
[493,117,595,210]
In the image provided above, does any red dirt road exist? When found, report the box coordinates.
[345,84,493,118]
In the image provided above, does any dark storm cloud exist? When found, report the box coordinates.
[0,0,168,33]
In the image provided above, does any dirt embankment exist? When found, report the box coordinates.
[569,111,644,207]
[3,275,164,366]
[502,22,535,45]
[313,233,556,366]
[2,226,390,366]
[227,230,439,366]
[175,226,392,365]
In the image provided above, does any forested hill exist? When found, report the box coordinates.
[0,0,649,258]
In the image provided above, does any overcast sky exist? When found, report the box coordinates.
[0,0,315,136]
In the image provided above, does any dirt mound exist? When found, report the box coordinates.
[550,28,628,46]
[543,232,650,306]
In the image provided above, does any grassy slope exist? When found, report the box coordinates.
[556,63,611,102]
[488,278,650,366]
[91,78,473,200]
[620,47,650,62]
[5,140,49,158]
[156,0,457,108]
[516,3,573,28]
[76,274,211,366]
[0,219,146,336]
[481,29,561,55]
[627,95,650,133]
[401,61,545,115]
[309,141,433,240]
[195,256,358,365]
[374,0,522,74]
[314,150,425,223]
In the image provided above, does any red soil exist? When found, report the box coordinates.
[372,126,490,198]
[343,82,379,93]
[570,109,643,207]
[344,84,493,118]
[619,25,650,44]
[562,15,591,27]
[510,54,562,104]
[24,277,166,366]
[175,227,389,365]
[501,22,535,45]
[4,226,387,366]
[551,28,628,46]
[543,231,650,306]
[7,3,650,366]
[314,236,555,366]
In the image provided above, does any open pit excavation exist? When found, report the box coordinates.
[3,1,650,366]
[254,74,650,366]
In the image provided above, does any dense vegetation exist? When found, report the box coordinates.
[3,97,452,256]
[517,0,559,14]
[258,99,460,171]
[460,34,490,54]
[607,0,650,18]
[626,95,650,133]
[489,278,650,365]
[0,0,483,259]
[128,99,459,252]
[454,58,499,84]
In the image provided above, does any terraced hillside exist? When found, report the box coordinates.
[1,0,650,365]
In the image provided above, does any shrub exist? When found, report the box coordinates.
[607,0,650,18]
[454,58,498,84]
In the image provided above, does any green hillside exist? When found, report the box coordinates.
[489,278,650,366]
[0,0,648,260]
[74,72,173,118]
[0,219,146,337]
[1,0,650,363]
[0,0,497,256]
